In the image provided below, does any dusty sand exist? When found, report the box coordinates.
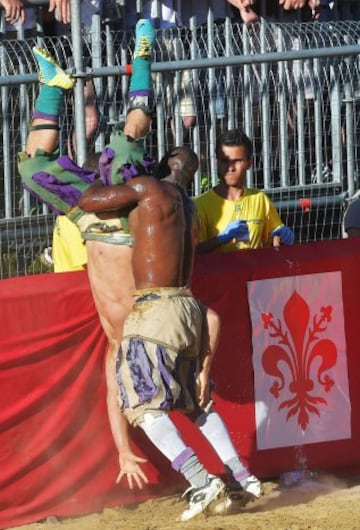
[9,474,360,530]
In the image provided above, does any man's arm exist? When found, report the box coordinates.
[196,236,224,254]
[197,307,221,409]
[266,197,295,246]
[106,346,149,490]
[196,220,249,253]
[79,177,150,213]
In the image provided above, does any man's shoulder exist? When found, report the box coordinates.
[245,188,271,201]
[194,188,217,206]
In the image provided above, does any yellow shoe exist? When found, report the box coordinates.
[133,19,155,60]
[32,46,75,90]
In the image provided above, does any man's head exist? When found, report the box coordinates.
[216,129,252,189]
[344,198,360,238]
[155,146,199,188]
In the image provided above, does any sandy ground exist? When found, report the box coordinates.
[9,474,360,530]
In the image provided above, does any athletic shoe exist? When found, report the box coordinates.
[210,476,263,515]
[241,474,263,499]
[133,19,155,60]
[32,46,75,90]
[180,476,226,522]
[209,482,246,515]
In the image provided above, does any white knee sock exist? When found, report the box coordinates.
[139,412,209,487]
[195,410,249,480]
[139,412,188,461]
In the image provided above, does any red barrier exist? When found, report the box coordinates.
[1,239,360,529]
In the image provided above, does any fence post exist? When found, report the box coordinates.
[70,0,87,166]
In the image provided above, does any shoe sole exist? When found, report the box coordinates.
[134,19,155,60]
[209,482,264,515]
[33,47,75,90]
[209,491,257,515]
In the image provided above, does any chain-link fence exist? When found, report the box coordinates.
[1,9,360,278]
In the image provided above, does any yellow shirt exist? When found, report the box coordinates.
[194,188,283,251]
[52,215,88,272]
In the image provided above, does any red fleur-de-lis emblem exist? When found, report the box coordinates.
[261,291,337,430]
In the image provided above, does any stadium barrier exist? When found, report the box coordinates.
[1,238,360,528]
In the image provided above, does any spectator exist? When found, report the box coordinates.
[333,0,360,21]
[51,215,87,272]
[343,195,360,239]
[313,1,333,21]
[195,129,294,252]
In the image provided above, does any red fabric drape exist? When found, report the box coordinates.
[1,239,360,529]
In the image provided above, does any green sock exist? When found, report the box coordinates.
[129,57,152,94]
[34,84,64,118]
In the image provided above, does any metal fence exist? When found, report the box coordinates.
[1,11,360,278]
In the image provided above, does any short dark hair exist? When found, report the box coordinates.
[82,152,101,174]
[154,146,198,180]
[216,129,253,159]
[154,149,173,179]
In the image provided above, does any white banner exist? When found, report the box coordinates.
[247,271,351,450]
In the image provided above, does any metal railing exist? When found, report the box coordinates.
[1,6,360,277]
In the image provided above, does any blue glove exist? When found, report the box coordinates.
[217,220,249,244]
[271,226,294,245]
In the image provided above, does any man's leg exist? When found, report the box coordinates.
[99,19,156,187]
[138,411,226,522]
[26,47,75,156]
[196,307,263,510]
[195,411,263,500]
[19,47,95,214]
[124,18,154,139]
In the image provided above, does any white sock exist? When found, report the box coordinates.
[195,410,248,477]
[139,412,209,487]
[139,412,189,462]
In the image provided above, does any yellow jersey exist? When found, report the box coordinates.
[52,215,88,272]
[195,188,283,251]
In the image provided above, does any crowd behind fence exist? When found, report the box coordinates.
[1,5,360,278]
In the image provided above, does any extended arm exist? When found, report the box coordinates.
[197,307,221,408]
[106,346,149,489]
[79,177,151,213]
